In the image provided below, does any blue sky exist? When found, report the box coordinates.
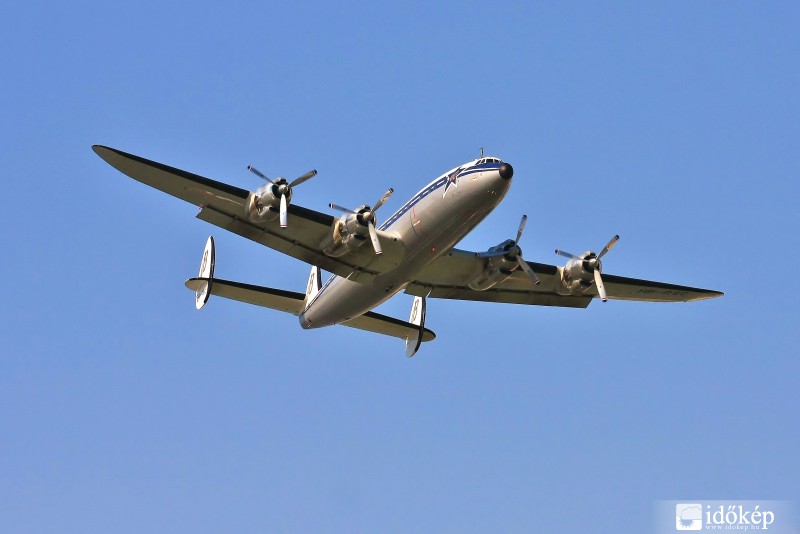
[2,2,798,532]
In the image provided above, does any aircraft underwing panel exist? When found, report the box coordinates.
[93,145,406,284]
[408,247,722,305]
[196,206,378,283]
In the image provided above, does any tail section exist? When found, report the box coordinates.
[185,276,435,345]
[186,238,435,354]
[195,236,215,309]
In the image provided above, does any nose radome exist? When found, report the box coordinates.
[499,163,514,180]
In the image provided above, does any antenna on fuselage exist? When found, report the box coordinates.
[480,146,484,158]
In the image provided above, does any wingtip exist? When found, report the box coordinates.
[688,290,724,302]
[422,327,436,342]
[185,277,205,290]
[91,144,114,158]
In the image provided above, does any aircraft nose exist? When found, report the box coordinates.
[499,163,514,180]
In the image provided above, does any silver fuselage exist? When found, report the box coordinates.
[299,159,512,328]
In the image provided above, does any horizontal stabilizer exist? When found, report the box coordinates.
[342,313,435,343]
[185,277,435,343]
[186,277,305,314]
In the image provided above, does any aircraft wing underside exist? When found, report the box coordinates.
[93,145,403,283]
[405,248,722,306]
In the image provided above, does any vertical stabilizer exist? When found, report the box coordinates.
[195,236,215,309]
[304,265,322,310]
[405,295,427,357]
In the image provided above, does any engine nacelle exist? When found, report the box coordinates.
[321,211,371,257]
[467,240,519,291]
[244,183,292,223]
[560,251,599,293]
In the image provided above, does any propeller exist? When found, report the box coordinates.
[555,235,619,301]
[479,214,540,285]
[247,165,318,228]
[329,188,394,255]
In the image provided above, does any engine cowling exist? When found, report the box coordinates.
[467,240,520,291]
[321,209,372,257]
[244,182,291,223]
[555,235,619,301]
[560,251,599,293]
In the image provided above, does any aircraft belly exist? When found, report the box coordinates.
[304,170,508,328]
[303,275,399,327]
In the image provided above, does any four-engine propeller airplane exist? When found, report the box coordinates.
[93,145,723,356]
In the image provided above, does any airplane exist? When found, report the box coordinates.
[92,145,723,357]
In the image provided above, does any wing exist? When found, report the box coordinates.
[405,248,722,306]
[93,145,403,282]
[185,278,435,342]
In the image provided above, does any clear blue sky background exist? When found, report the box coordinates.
[2,2,798,533]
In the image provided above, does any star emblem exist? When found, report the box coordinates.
[443,166,463,198]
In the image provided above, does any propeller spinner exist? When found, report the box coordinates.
[248,165,317,228]
[555,235,619,301]
[329,188,394,255]
[479,214,541,285]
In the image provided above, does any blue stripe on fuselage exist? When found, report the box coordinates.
[378,177,446,230]
[378,163,500,231]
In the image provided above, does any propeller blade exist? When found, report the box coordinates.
[372,188,394,212]
[518,257,540,285]
[280,194,288,228]
[555,249,581,260]
[368,222,382,255]
[247,165,275,184]
[289,169,317,188]
[329,203,355,214]
[597,235,620,260]
[515,215,528,244]
[594,269,607,302]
